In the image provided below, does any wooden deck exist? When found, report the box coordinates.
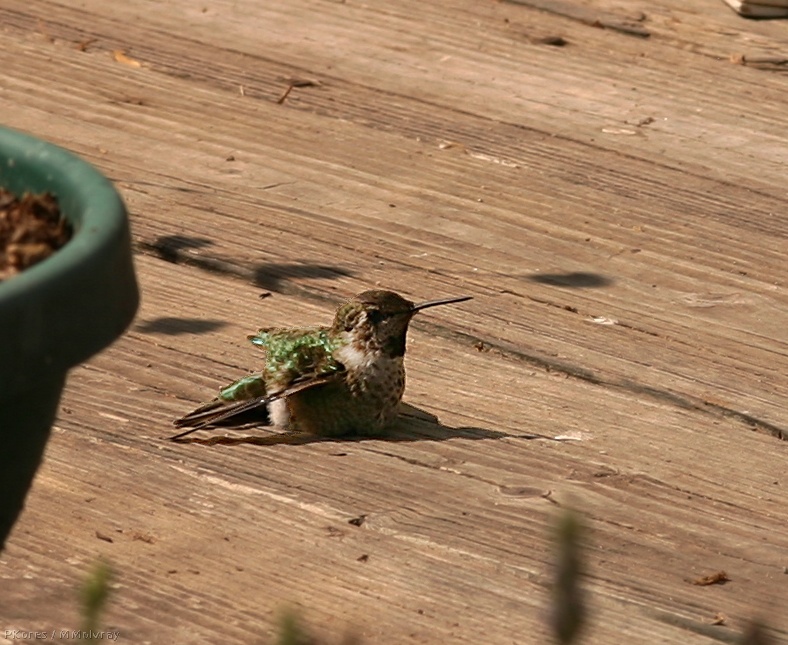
[2,1,787,642]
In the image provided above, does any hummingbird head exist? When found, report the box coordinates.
[333,290,472,358]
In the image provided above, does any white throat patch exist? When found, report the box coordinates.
[335,339,378,371]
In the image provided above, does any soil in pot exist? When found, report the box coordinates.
[0,188,72,281]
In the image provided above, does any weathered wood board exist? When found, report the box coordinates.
[1,0,786,643]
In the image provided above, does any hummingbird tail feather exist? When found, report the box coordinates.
[170,396,274,441]
[173,400,226,427]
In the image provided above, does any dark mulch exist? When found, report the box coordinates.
[0,188,72,281]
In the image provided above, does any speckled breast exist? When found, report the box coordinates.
[288,358,406,437]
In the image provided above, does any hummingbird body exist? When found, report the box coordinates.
[171,290,471,441]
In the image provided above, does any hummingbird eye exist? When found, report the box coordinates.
[367,308,383,325]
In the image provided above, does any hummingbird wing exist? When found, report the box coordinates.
[169,371,344,441]
[171,325,344,441]
[171,374,269,431]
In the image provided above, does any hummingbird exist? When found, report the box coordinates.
[170,290,472,442]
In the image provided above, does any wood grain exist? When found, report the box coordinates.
[1,0,786,643]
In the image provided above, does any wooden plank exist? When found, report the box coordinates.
[2,29,785,433]
[1,0,786,643]
[4,254,785,642]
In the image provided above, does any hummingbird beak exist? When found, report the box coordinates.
[411,295,472,313]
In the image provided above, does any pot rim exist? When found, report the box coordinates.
[0,126,139,393]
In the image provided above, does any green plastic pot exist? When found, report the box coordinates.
[0,127,139,549]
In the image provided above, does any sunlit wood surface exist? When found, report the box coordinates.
[1,1,786,642]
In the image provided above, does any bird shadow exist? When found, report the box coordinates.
[170,403,555,447]
[140,235,353,293]
[251,262,353,292]
[142,234,214,263]
[135,317,227,336]
[526,271,613,288]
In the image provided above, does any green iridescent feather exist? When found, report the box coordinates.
[248,327,344,387]
[217,374,267,402]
